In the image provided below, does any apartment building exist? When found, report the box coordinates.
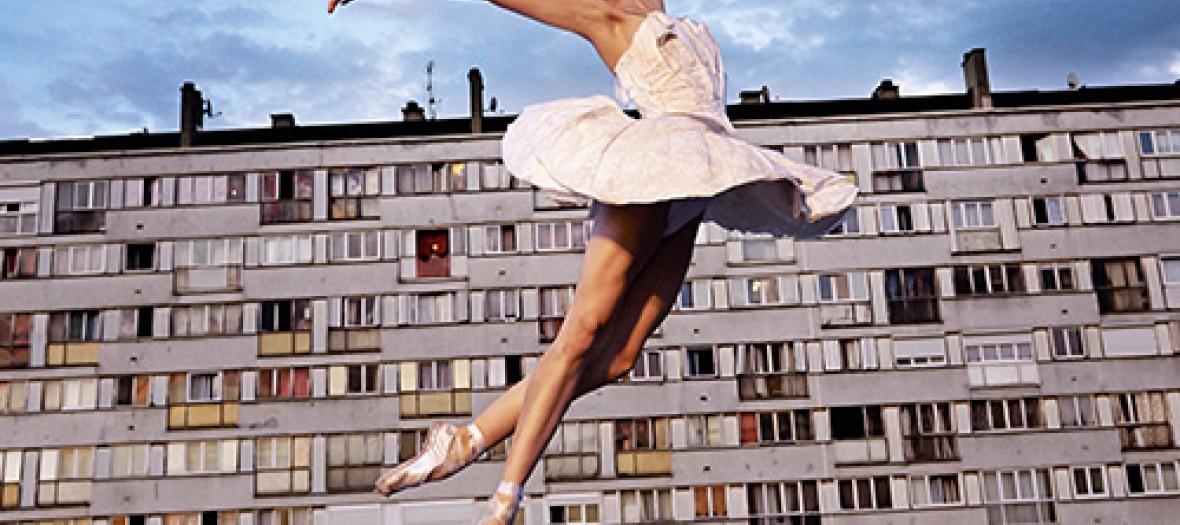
[1,53,1179,525]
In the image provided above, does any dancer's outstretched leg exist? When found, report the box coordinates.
[375,212,700,499]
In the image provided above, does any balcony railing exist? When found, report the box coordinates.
[903,435,960,462]
[887,298,941,324]
[544,453,600,481]
[328,328,381,353]
[399,391,472,418]
[616,450,672,477]
[1096,286,1150,313]
[167,402,239,429]
[737,373,808,400]
[1119,423,1173,450]
[261,200,313,224]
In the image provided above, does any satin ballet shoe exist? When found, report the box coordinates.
[474,481,523,525]
[374,421,486,496]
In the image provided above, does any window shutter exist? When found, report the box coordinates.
[823,340,842,371]
[467,226,485,256]
[399,362,417,392]
[328,298,342,328]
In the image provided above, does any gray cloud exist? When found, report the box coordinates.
[1,0,1177,140]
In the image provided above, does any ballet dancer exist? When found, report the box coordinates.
[328,1,858,523]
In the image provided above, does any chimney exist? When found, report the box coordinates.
[179,82,205,147]
[872,79,901,100]
[739,86,771,105]
[402,100,426,122]
[468,68,484,133]
[271,113,296,128]
[962,48,993,109]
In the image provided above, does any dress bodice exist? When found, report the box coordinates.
[614,13,730,129]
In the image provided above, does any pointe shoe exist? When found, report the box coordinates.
[475,482,523,525]
[374,421,485,496]
[327,0,356,14]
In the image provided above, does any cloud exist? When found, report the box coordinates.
[0,74,51,139]
[891,57,957,96]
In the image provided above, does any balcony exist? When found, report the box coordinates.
[260,200,313,224]
[45,342,99,367]
[737,373,808,400]
[544,453,599,481]
[887,298,941,324]
[1096,286,1150,314]
[831,438,889,465]
[328,328,381,353]
[903,435,960,462]
[174,265,242,294]
[399,390,472,418]
[258,331,311,357]
[1119,423,1173,450]
[615,450,671,477]
[167,402,239,429]
[54,210,105,234]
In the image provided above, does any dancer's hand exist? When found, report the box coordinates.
[327,0,354,14]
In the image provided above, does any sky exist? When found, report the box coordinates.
[0,0,1178,140]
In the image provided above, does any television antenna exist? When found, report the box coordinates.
[426,60,439,120]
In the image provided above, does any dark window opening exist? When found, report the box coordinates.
[1021,133,1049,163]
[125,243,156,271]
[505,355,524,386]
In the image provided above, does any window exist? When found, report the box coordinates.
[738,343,808,399]
[685,414,726,448]
[2,247,37,279]
[176,174,247,205]
[255,508,313,525]
[1073,132,1127,182]
[336,295,379,328]
[676,280,712,311]
[885,268,939,323]
[483,224,517,254]
[823,339,879,372]
[0,313,31,368]
[628,349,663,382]
[115,375,152,407]
[879,204,915,233]
[539,286,573,342]
[396,162,470,194]
[1140,129,1180,155]
[260,300,312,333]
[415,229,451,278]
[871,141,924,192]
[733,276,784,306]
[187,373,221,403]
[326,433,383,492]
[42,378,99,411]
[615,417,671,452]
[328,167,380,219]
[900,403,958,462]
[476,161,514,190]
[257,367,311,399]
[484,289,520,321]
[171,304,243,337]
[174,238,244,292]
[55,180,108,233]
[1059,395,1098,428]
[803,144,855,180]
[684,345,717,378]
[536,221,589,251]
[1,450,21,509]
[952,201,996,231]
[38,447,95,505]
[53,244,107,275]
[260,170,314,223]
[830,406,884,440]
[618,489,673,523]
[818,272,869,302]
[746,481,820,525]
[1051,327,1085,359]
[1151,191,1180,219]
[740,410,813,444]
[838,476,893,510]
[260,234,314,266]
[0,381,29,413]
[1163,257,1180,285]
[954,264,1025,296]
[937,137,1004,166]
[1092,258,1149,313]
[1031,196,1066,226]
[910,474,961,506]
[0,200,37,234]
[828,208,861,236]
[417,360,452,391]
[330,231,380,261]
[122,176,161,208]
[124,243,155,271]
[49,310,101,342]
[109,444,150,478]
[549,502,600,524]
[408,292,456,325]
[327,364,379,395]
[165,440,238,476]
[982,469,1055,525]
[692,485,729,518]
[971,398,1043,431]
[1125,461,1180,495]
[255,436,311,494]
[544,421,600,480]
[1113,392,1172,449]
[1072,466,1107,498]
[965,341,1033,363]
[733,232,781,262]
[1038,262,1075,291]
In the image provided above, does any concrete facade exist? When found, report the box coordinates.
[2,64,1180,524]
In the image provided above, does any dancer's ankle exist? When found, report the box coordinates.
[466,423,488,455]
